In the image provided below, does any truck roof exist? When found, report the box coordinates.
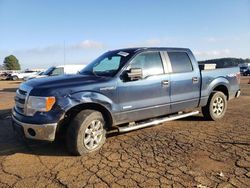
[110,47,191,53]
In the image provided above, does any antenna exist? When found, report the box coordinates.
[64,40,66,65]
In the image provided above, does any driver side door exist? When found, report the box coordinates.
[115,51,171,124]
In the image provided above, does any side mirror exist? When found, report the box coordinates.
[126,68,143,81]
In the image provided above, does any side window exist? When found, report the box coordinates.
[168,52,193,73]
[130,52,164,78]
[51,67,64,76]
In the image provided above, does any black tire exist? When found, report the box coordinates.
[66,110,106,156]
[12,76,18,81]
[202,91,227,121]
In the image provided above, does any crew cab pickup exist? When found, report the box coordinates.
[12,47,241,155]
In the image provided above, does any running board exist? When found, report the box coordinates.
[117,111,199,133]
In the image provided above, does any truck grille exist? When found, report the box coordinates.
[15,88,28,115]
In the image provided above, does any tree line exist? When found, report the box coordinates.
[1,55,21,70]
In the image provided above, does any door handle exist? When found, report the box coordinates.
[192,77,198,83]
[161,80,169,87]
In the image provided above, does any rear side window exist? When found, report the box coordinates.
[130,52,164,78]
[168,52,193,73]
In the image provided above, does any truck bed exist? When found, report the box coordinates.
[200,66,240,104]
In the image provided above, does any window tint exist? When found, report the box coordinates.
[130,52,163,78]
[93,56,121,73]
[51,67,64,75]
[168,52,193,73]
[80,50,134,77]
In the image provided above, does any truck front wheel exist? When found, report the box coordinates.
[12,76,18,81]
[66,110,106,156]
[202,91,227,121]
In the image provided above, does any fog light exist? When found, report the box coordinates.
[27,128,36,137]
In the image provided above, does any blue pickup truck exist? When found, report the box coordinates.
[12,47,241,155]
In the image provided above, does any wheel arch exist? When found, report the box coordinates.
[212,84,229,100]
[62,102,114,130]
[207,77,230,100]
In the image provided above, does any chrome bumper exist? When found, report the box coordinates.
[12,116,57,141]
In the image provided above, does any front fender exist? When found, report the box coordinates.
[57,91,116,113]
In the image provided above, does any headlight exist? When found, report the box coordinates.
[26,96,56,116]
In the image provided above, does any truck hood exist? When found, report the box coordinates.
[25,74,107,89]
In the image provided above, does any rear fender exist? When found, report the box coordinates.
[206,77,230,98]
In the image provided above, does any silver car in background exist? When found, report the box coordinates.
[24,64,86,81]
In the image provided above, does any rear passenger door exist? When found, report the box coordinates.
[166,50,200,112]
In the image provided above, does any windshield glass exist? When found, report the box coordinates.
[38,71,44,75]
[43,67,55,75]
[80,50,133,77]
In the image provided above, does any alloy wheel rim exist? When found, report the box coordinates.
[84,120,103,150]
[212,96,224,116]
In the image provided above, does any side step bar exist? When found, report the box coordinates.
[117,111,199,133]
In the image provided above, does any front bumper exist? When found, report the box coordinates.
[12,115,57,141]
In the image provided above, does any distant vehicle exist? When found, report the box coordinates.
[24,65,86,81]
[0,72,9,80]
[12,47,241,156]
[23,71,44,81]
[0,72,9,77]
[7,70,38,80]
[242,69,250,76]
[240,67,248,75]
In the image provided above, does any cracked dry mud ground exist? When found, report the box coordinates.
[0,79,250,188]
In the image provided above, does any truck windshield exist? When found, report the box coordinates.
[80,50,133,77]
[43,67,55,76]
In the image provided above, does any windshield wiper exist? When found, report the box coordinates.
[92,71,100,77]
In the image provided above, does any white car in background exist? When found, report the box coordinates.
[24,64,86,81]
[8,70,38,80]
[23,71,44,81]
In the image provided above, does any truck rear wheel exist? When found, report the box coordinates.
[66,110,106,156]
[202,91,227,121]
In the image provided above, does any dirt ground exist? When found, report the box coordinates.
[0,77,249,188]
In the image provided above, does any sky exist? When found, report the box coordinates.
[0,0,250,70]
